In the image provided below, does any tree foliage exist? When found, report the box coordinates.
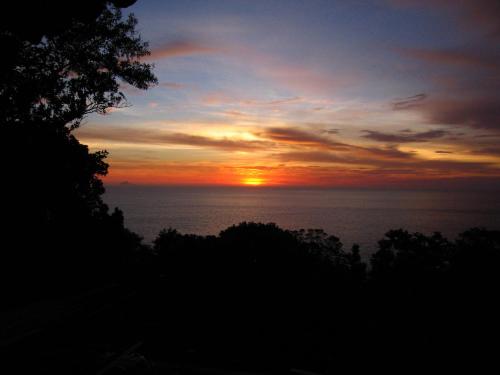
[0,2,156,302]
[1,4,156,129]
[147,223,500,372]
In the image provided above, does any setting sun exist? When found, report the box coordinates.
[242,177,264,186]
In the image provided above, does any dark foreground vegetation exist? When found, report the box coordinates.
[1,1,500,374]
[2,222,500,374]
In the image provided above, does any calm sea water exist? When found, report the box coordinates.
[104,185,500,256]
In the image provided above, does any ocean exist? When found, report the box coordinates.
[104,185,500,256]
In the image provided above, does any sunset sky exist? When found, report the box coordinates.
[77,0,500,188]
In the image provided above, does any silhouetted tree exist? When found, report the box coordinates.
[0,1,156,303]
[371,229,451,289]
[149,222,367,372]
[366,227,500,371]
[1,3,156,127]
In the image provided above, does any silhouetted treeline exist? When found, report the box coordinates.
[129,222,500,373]
[3,220,499,373]
[146,223,364,370]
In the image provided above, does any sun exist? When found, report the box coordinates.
[242,177,265,186]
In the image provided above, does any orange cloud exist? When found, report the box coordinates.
[77,126,274,151]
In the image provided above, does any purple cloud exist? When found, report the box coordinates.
[362,129,449,143]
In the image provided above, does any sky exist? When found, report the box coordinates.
[76,0,500,188]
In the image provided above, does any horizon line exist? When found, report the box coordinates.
[104,181,500,192]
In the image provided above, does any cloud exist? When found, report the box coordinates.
[158,133,270,151]
[160,82,187,89]
[397,48,500,70]
[470,147,500,156]
[276,149,496,175]
[362,145,416,159]
[80,124,421,167]
[391,93,500,131]
[77,126,273,151]
[475,134,500,139]
[275,141,418,166]
[225,45,357,95]
[201,93,304,107]
[321,128,341,135]
[277,151,349,164]
[362,129,448,143]
[258,127,419,160]
[256,127,350,150]
[275,150,385,165]
[389,2,500,133]
[222,110,247,117]
[392,94,427,110]
[243,97,303,106]
[388,0,500,38]
[80,122,500,187]
[146,40,217,60]
[423,98,500,130]
[229,96,304,107]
